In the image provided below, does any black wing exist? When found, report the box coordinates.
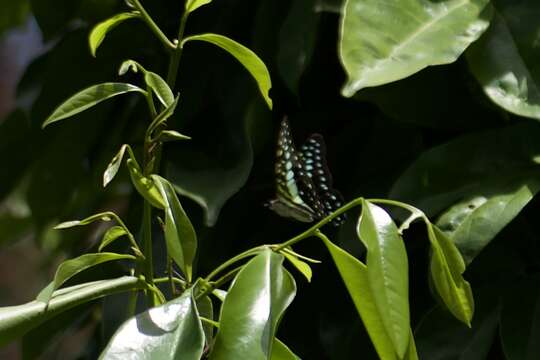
[300,134,346,226]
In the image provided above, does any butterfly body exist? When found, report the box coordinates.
[268,118,345,226]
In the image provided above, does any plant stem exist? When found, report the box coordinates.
[204,246,266,282]
[166,12,189,87]
[141,201,156,305]
[131,0,175,51]
[274,197,364,251]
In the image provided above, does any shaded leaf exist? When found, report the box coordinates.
[152,175,198,282]
[358,200,410,357]
[183,33,273,109]
[467,5,540,120]
[210,249,296,360]
[103,144,128,187]
[36,253,136,304]
[89,12,140,57]
[42,83,146,128]
[99,286,205,360]
[0,276,144,347]
[339,0,492,96]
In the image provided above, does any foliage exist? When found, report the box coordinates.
[1,0,540,359]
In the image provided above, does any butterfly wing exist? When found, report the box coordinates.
[300,134,346,226]
[270,118,320,222]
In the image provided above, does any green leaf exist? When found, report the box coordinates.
[118,59,140,75]
[210,249,296,360]
[42,82,146,128]
[467,5,540,120]
[282,252,312,282]
[436,179,540,264]
[89,12,140,57]
[183,33,273,109]
[500,277,540,360]
[197,295,214,350]
[53,212,114,229]
[145,71,175,107]
[100,286,205,359]
[103,144,128,187]
[416,287,499,360]
[0,276,144,347]
[185,0,213,14]
[390,123,540,262]
[427,223,474,326]
[271,339,301,360]
[152,175,198,282]
[339,0,492,96]
[147,96,180,136]
[126,158,165,209]
[36,253,136,304]
[99,226,128,251]
[159,130,191,142]
[358,200,410,358]
[321,236,418,360]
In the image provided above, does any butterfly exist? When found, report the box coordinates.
[267,118,346,226]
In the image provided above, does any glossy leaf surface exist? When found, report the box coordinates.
[100,286,205,360]
[358,200,410,357]
[89,12,140,57]
[42,83,145,127]
[126,158,165,209]
[339,0,492,96]
[185,0,213,13]
[145,71,175,107]
[152,175,197,282]
[321,236,418,360]
[210,249,296,360]
[183,33,272,109]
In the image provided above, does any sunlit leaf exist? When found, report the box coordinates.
[339,0,492,96]
[145,71,175,107]
[42,83,146,128]
[36,253,136,304]
[159,130,191,142]
[89,12,140,57]
[53,212,114,229]
[358,199,410,357]
[210,249,296,359]
[427,223,474,326]
[126,158,165,209]
[183,33,272,109]
[282,252,312,282]
[185,0,213,14]
[152,175,198,282]
[99,286,205,359]
[0,276,144,348]
[99,226,128,251]
[321,236,418,360]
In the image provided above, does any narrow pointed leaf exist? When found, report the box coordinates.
[321,236,418,360]
[89,12,140,57]
[54,212,114,229]
[0,276,144,348]
[147,96,180,135]
[145,71,174,107]
[118,59,139,75]
[103,144,128,187]
[159,130,191,142]
[100,286,205,359]
[36,253,136,304]
[271,339,301,360]
[42,83,145,128]
[210,249,296,360]
[152,175,197,282]
[339,0,492,96]
[185,0,213,13]
[183,33,272,109]
[358,199,410,357]
[197,295,214,350]
[427,223,474,326]
[126,159,165,209]
[99,226,128,251]
[282,252,312,282]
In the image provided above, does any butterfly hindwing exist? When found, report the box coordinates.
[300,135,346,226]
